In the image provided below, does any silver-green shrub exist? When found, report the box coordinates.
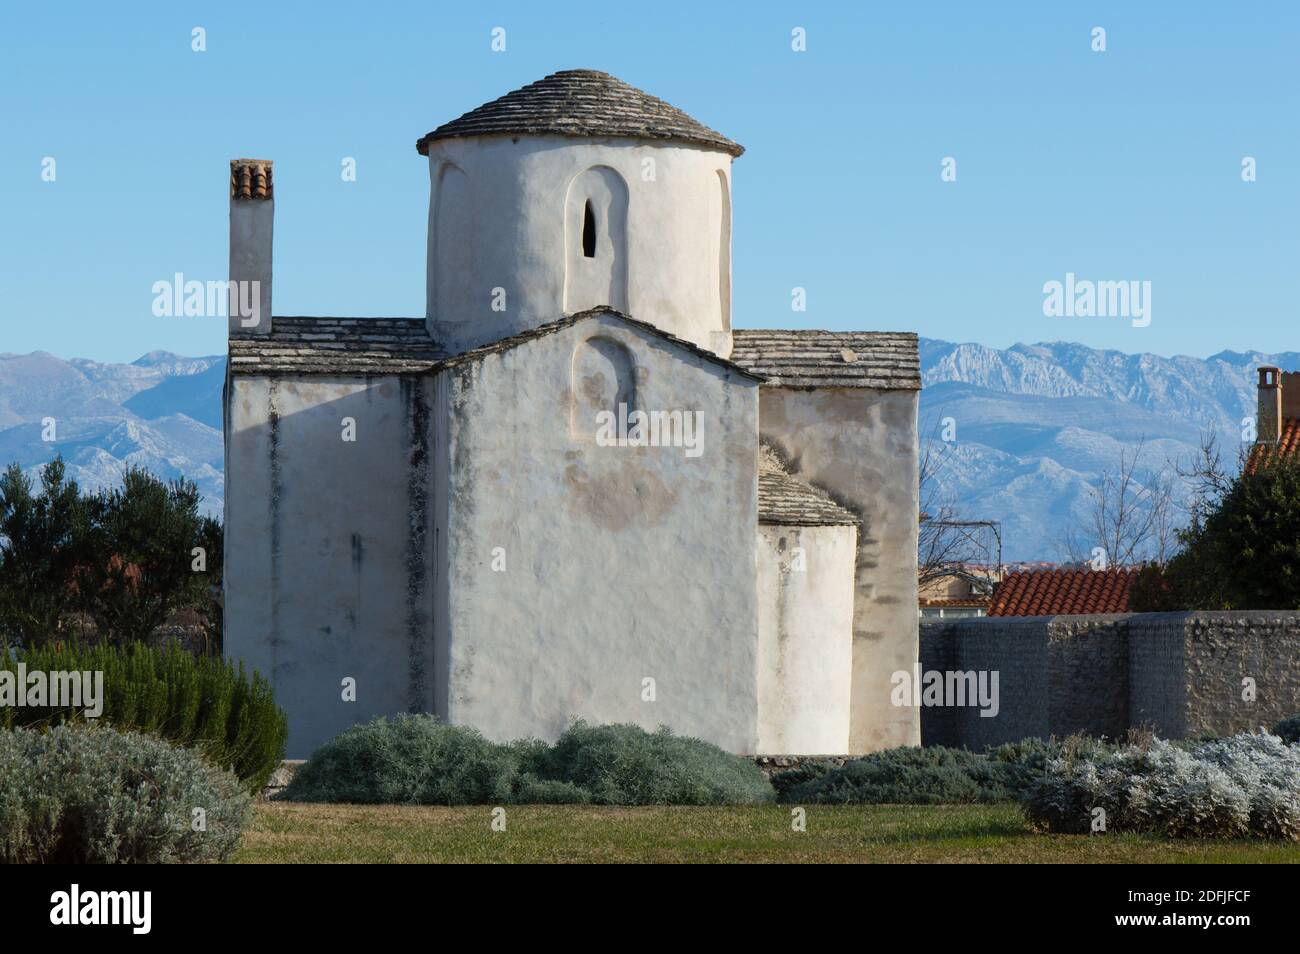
[278,715,519,805]
[278,715,776,805]
[540,721,775,805]
[1023,733,1300,839]
[1273,714,1300,745]
[0,723,250,863]
[1193,734,1300,838]
[778,746,1013,805]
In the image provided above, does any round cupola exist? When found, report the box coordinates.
[417,69,744,356]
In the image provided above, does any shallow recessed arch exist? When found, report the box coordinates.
[564,166,629,315]
[569,334,637,438]
[431,161,471,322]
[716,168,732,333]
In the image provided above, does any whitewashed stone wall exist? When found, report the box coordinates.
[756,523,857,755]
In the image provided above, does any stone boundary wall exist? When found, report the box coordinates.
[920,611,1300,749]
[752,755,850,779]
[263,760,306,798]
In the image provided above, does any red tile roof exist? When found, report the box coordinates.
[987,568,1138,616]
[1245,418,1300,474]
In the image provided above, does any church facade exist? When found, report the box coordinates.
[223,70,921,759]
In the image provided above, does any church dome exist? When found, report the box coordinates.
[415,69,744,157]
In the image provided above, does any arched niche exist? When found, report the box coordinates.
[716,168,732,333]
[431,162,471,322]
[569,335,637,439]
[564,166,629,315]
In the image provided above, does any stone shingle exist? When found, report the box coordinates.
[416,69,743,157]
[436,307,761,380]
[730,329,920,390]
[758,444,858,527]
[228,317,445,374]
[227,310,761,379]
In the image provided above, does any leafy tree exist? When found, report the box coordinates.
[76,466,215,644]
[1131,455,1300,610]
[0,459,91,645]
[0,457,221,648]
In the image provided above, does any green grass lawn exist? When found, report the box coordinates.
[235,802,1300,863]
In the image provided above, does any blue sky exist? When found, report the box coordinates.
[3,1,1297,363]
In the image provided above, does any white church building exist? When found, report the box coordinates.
[223,70,921,759]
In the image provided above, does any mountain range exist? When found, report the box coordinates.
[2,339,1297,558]
[0,350,224,517]
[920,340,1300,560]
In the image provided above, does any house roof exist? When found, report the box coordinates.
[757,444,858,527]
[228,318,446,374]
[729,330,921,390]
[1245,418,1300,474]
[988,568,1138,617]
[920,598,990,609]
[228,309,762,380]
[416,69,744,157]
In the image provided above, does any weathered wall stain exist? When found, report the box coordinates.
[268,379,282,678]
[563,456,679,531]
[402,376,431,714]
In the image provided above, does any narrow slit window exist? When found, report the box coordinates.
[582,200,597,258]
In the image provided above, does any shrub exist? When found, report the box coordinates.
[1194,734,1300,838]
[0,722,250,863]
[513,775,592,805]
[539,721,775,805]
[769,761,837,800]
[1022,733,1300,839]
[279,716,776,806]
[1273,714,1300,745]
[0,641,286,792]
[1131,456,1300,611]
[279,715,519,805]
[987,735,1120,793]
[781,746,1022,805]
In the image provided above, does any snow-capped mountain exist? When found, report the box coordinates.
[921,341,1300,560]
[3,340,1296,558]
[0,351,224,516]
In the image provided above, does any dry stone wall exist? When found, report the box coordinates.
[919,612,1300,748]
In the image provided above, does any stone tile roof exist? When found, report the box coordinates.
[416,69,743,157]
[729,330,920,390]
[1245,418,1300,474]
[435,307,763,380]
[988,568,1138,617]
[228,318,446,374]
[230,159,273,200]
[758,444,858,527]
[228,309,760,380]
